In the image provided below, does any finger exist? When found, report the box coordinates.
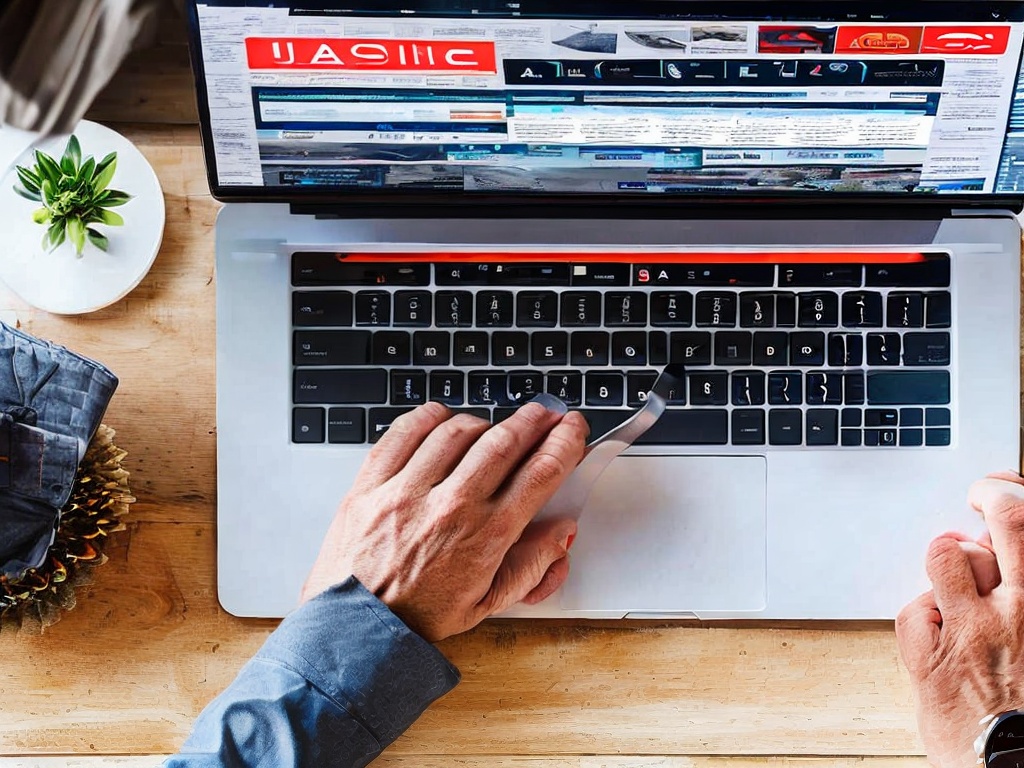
[353,402,452,491]
[959,541,1001,595]
[474,518,576,619]
[925,536,981,615]
[895,591,941,677]
[522,556,570,605]
[494,412,589,540]
[445,397,568,499]
[394,412,491,488]
[968,477,1024,588]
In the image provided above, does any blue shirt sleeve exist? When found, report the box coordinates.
[164,577,461,767]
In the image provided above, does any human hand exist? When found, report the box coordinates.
[300,397,589,642]
[896,472,1024,767]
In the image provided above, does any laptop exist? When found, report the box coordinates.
[186,0,1023,620]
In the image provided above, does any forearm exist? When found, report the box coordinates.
[164,577,460,768]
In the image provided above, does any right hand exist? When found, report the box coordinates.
[300,398,589,642]
[896,472,1024,767]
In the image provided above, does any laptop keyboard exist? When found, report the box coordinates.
[291,251,953,448]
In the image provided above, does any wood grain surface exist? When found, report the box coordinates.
[0,5,1018,764]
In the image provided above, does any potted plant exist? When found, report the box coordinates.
[12,135,132,258]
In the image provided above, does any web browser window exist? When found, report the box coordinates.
[190,1,1024,198]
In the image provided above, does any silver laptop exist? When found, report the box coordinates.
[187,0,1023,620]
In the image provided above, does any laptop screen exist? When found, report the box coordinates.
[187,1,1024,205]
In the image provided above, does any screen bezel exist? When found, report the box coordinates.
[185,0,1024,215]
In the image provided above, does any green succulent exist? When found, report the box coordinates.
[12,135,132,257]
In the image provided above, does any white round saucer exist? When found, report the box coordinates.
[0,120,165,315]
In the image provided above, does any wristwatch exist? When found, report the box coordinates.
[975,710,1024,766]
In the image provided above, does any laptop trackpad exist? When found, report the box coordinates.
[559,455,767,614]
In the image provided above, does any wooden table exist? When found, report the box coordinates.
[0,10,1001,767]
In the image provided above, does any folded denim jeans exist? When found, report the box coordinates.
[0,323,118,578]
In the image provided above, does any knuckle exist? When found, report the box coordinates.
[442,413,490,440]
[988,492,1024,530]
[524,450,570,489]
[925,537,961,574]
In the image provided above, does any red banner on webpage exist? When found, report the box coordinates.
[921,26,1010,55]
[835,26,922,54]
[245,38,498,73]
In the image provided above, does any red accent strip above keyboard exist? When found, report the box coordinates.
[337,251,929,264]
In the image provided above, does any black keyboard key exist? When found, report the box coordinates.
[867,371,950,405]
[776,293,797,327]
[393,291,432,327]
[740,294,775,328]
[845,372,866,405]
[368,408,414,443]
[391,370,428,405]
[866,428,898,447]
[627,371,659,407]
[292,254,429,286]
[327,408,365,444]
[841,408,862,427]
[842,292,883,328]
[689,371,729,406]
[561,292,603,327]
[612,332,647,366]
[532,331,569,366]
[635,410,729,445]
[294,330,371,366]
[492,408,518,424]
[865,409,899,427]
[903,333,951,366]
[780,264,861,287]
[649,331,669,366]
[753,332,788,366]
[436,291,473,328]
[926,408,951,427]
[650,292,693,326]
[634,264,773,287]
[508,371,545,404]
[372,331,412,365]
[547,371,583,406]
[517,292,559,328]
[477,291,514,327]
[798,292,839,328]
[841,429,862,446]
[577,409,631,439]
[605,293,647,327]
[294,369,388,404]
[413,331,451,366]
[900,408,924,427]
[828,334,864,367]
[670,332,712,366]
[790,332,826,366]
[865,255,950,287]
[468,372,511,406]
[293,407,325,443]
[806,371,843,405]
[450,408,491,421]
[493,332,530,366]
[430,371,465,406]
[453,332,489,366]
[866,333,901,366]
[714,332,753,366]
[926,428,952,446]
[696,293,737,327]
[586,372,625,406]
[355,291,391,326]
[732,410,766,445]
[731,372,766,406]
[769,372,803,405]
[806,409,839,446]
[293,291,354,327]
[887,293,925,329]
[900,429,924,447]
[571,332,610,366]
[769,409,803,445]
[926,292,952,329]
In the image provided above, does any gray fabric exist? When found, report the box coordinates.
[0,0,173,134]
[0,322,118,578]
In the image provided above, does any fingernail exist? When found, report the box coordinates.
[565,533,576,551]
[528,392,568,416]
